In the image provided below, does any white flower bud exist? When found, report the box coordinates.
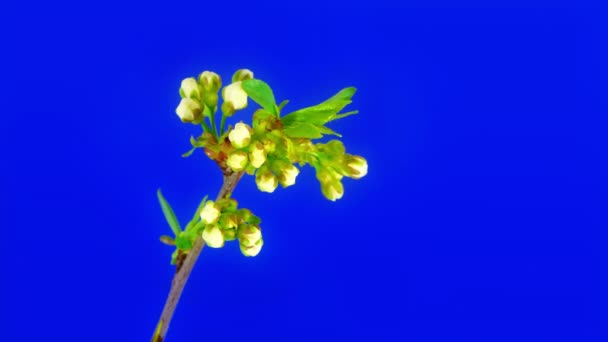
[175,98,202,123]
[240,238,263,257]
[232,69,254,83]
[180,77,201,99]
[238,225,262,247]
[200,201,220,225]
[202,224,224,248]
[228,122,251,149]
[278,164,300,187]
[321,180,344,202]
[347,156,368,179]
[256,171,278,193]
[226,151,248,171]
[222,81,248,110]
[249,143,267,168]
[198,71,221,92]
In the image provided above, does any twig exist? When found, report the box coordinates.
[152,171,244,342]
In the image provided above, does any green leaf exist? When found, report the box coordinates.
[316,125,342,137]
[182,146,197,158]
[242,79,277,115]
[175,233,193,251]
[283,123,324,139]
[160,235,176,246]
[328,110,358,122]
[281,87,357,127]
[277,99,289,112]
[192,195,209,222]
[326,87,356,102]
[157,189,182,236]
[170,249,179,265]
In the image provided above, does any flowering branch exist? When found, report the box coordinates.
[153,69,368,341]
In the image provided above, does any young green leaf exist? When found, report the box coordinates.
[282,87,357,124]
[192,195,209,222]
[242,79,277,115]
[160,235,176,246]
[316,125,342,137]
[283,123,324,139]
[175,234,193,251]
[328,110,358,122]
[157,189,182,236]
[277,99,289,112]
[182,146,197,158]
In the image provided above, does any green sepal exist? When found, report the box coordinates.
[157,189,182,237]
[248,215,262,225]
[241,79,277,115]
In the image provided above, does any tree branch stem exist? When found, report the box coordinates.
[152,171,244,342]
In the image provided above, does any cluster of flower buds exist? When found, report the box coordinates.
[198,198,264,257]
[218,112,302,193]
[175,71,222,124]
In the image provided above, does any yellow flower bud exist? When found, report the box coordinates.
[321,180,344,201]
[240,238,263,257]
[175,98,202,123]
[228,122,251,149]
[200,201,220,225]
[222,81,248,110]
[226,151,248,171]
[255,171,278,193]
[180,77,201,100]
[232,69,254,83]
[202,224,224,248]
[346,156,368,179]
[249,142,267,168]
[278,164,300,187]
[238,225,262,247]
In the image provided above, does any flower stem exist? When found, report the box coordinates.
[219,113,227,136]
[209,111,219,138]
[152,170,244,342]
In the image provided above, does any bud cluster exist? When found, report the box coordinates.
[176,71,222,124]
[196,198,264,257]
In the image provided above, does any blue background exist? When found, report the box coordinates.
[0,1,606,341]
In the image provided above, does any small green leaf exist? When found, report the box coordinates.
[160,235,176,246]
[328,110,358,122]
[277,99,289,112]
[182,147,197,158]
[316,125,342,137]
[281,87,357,126]
[192,195,209,222]
[242,79,277,115]
[325,87,356,102]
[283,123,324,139]
[157,189,182,237]
[170,249,179,265]
[175,234,193,251]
